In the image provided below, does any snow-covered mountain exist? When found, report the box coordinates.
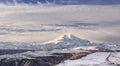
[39,34,111,51]
[43,34,91,45]
[0,34,119,51]
[0,0,120,5]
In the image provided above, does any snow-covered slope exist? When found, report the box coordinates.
[56,52,120,66]
[43,34,91,45]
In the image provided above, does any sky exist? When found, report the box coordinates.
[0,1,120,45]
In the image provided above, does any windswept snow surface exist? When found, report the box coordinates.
[56,52,120,66]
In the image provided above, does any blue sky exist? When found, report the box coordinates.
[1,0,120,5]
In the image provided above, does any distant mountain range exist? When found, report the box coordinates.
[0,34,119,51]
[0,0,120,5]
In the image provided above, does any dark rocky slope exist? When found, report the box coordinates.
[0,53,71,66]
[0,52,91,66]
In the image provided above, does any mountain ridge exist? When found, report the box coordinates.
[0,34,119,51]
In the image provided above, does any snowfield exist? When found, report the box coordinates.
[56,52,120,66]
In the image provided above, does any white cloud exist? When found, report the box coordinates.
[0,5,120,24]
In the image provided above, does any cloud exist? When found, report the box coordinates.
[0,26,61,35]
[0,4,119,45]
[0,5,120,24]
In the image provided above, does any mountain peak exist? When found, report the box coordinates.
[42,33,74,44]
[58,33,73,39]
[43,33,90,45]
